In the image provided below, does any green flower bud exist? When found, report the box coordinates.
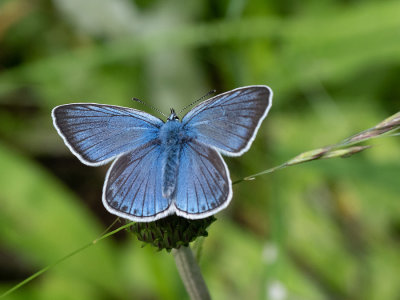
[128,215,216,252]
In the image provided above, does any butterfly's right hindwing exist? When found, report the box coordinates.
[52,103,164,166]
[174,140,231,219]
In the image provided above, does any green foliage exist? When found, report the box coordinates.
[0,0,399,299]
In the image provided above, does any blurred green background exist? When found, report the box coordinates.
[0,0,399,299]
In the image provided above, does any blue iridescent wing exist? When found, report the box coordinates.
[103,141,174,222]
[52,104,163,166]
[182,86,272,156]
[174,140,231,219]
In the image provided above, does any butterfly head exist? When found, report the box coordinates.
[167,108,180,122]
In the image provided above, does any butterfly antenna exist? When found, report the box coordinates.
[132,97,167,118]
[178,89,216,114]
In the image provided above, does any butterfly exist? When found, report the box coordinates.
[52,85,273,222]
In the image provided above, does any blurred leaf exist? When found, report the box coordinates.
[53,0,137,37]
[0,0,399,299]
[0,1,399,107]
[0,142,125,299]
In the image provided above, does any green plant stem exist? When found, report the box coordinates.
[172,246,211,300]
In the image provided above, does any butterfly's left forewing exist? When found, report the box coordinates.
[103,141,174,222]
[52,104,163,166]
[174,140,231,219]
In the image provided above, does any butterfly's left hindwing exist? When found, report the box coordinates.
[103,141,174,222]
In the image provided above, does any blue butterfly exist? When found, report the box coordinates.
[52,86,273,222]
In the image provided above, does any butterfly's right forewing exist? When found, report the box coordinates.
[182,86,272,157]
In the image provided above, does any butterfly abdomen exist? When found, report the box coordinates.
[159,120,186,199]
[162,144,180,198]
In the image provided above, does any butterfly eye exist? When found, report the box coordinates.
[167,108,180,121]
